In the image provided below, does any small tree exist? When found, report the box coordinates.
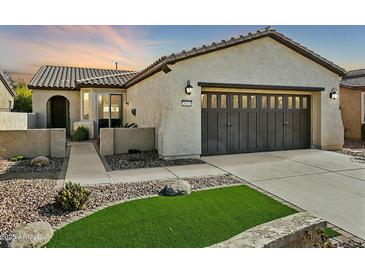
[13,82,32,113]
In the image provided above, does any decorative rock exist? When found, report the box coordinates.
[211,212,326,248]
[163,180,191,196]
[31,156,50,167]
[1,221,54,248]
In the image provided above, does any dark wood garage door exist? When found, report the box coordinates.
[201,92,310,155]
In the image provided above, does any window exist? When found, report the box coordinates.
[220,95,227,109]
[262,96,267,109]
[82,92,90,120]
[201,94,207,108]
[270,96,275,109]
[295,96,300,109]
[302,97,308,109]
[278,96,283,109]
[250,95,257,109]
[242,95,247,109]
[361,92,365,124]
[211,95,217,108]
[233,95,239,109]
[288,97,293,109]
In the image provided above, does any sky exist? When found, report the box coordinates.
[0,25,365,82]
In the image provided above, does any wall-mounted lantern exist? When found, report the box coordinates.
[131,108,136,116]
[185,80,193,95]
[125,100,130,107]
[330,88,338,100]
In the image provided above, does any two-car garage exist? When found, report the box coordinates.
[201,87,313,156]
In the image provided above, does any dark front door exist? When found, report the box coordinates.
[201,92,310,156]
[50,96,68,129]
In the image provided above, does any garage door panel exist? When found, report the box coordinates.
[201,92,310,156]
[239,112,248,152]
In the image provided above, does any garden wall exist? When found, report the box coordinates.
[100,128,155,155]
[0,129,66,158]
[0,112,37,130]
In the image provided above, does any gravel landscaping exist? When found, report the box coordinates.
[105,150,205,170]
[0,158,64,174]
[0,175,238,239]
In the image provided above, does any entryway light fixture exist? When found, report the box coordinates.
[185,80,193,95]
[125,100,130,107]
[330,88,338,100]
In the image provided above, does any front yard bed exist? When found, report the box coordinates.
[105,151,205,170]
[45,185,297,248]
[0,175,239,239]
[0,157,63,175]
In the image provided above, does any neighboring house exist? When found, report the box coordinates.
[28,27,346,159]
[340,69,365,140]
[0,71,15,111]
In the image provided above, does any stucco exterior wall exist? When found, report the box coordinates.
[32,89,80,131]
[0,80,14,110]
[340,87,363,139]
[0,129,66,158]
[126,37,343,158]
[0,112,37,130]
[126,72,172,153]
[100,128,155,155]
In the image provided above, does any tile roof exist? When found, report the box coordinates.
[28,65,137,90]
[125,26,347,87]
[341,69,365,88]
[0,71,15,96]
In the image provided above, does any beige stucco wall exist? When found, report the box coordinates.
[32,89,80,134]
[0,129,66,158]
[340,87,363,139]
[100,128,155,155]
[0,80,14,109]
[0,112,37,130]
[126,37,343,158]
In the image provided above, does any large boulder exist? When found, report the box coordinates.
[31,156,50,167]
[2,221,54,248]
[163,180,191,196]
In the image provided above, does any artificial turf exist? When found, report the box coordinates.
[46,185,297,248]
[323,227,341,238]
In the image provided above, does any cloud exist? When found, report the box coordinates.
[0,26,170,75]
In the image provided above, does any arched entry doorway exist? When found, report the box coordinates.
[47,96,70,135]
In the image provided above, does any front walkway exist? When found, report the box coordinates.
[65,142,111,185]
[202,149,365,240]
[65,142,226,185]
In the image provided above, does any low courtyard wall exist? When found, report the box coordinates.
[0,129,66,158]
[0,112,37,130]
[100,128,155,155]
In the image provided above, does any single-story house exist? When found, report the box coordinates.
[28,27,346,159]
[0,71,15,111]
[340,69,365,140]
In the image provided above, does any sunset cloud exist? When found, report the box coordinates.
[0,25,171,76]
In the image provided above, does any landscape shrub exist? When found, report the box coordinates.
[56,181,91,211]
[9,155,25,161]
[72,126,89,141]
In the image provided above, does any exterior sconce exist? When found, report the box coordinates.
[125,101,130,107]
[329,88,338,100]
[185,80,193,95]
[131,108,136,116]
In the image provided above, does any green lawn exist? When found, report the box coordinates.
[46,185,297,248]
[323,227,341,238]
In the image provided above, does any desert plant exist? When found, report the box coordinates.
[72,126,89,141]
[9,155,25,161]
[13,82,32,113]
[56,181,91,211]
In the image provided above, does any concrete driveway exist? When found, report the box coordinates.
[202,149,365,239]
